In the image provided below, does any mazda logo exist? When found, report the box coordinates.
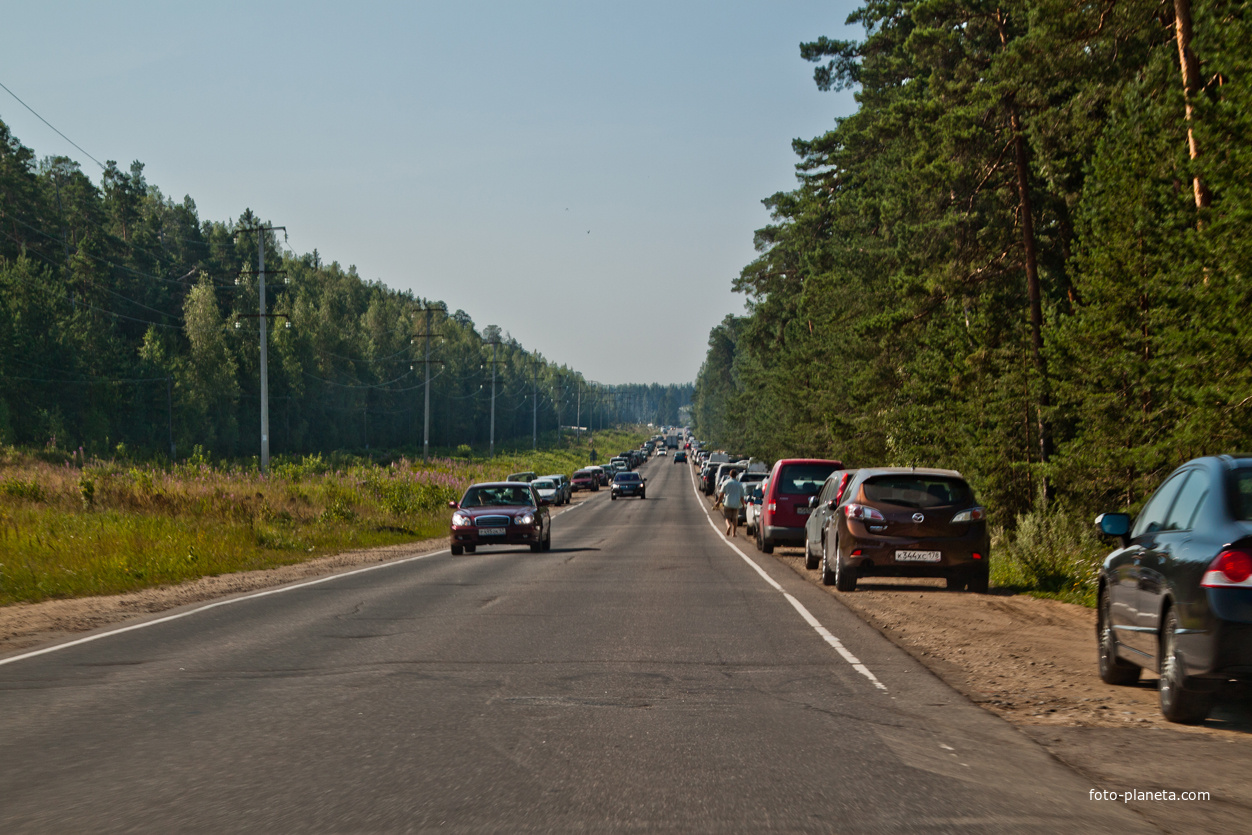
[912,513,925,523]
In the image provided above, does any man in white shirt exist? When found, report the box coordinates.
[718,475,745,538]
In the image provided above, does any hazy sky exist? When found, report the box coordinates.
[1,1,858,385]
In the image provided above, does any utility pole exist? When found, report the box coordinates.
[482,332,502,457]
[166,376,175,459]
[532,360,539,451]
[576,381,582,441]
[412,305,445,462]
[233,225,286,474]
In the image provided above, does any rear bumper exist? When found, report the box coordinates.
[763,524,805,546]
[840,532,988,577]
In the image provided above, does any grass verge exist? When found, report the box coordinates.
[0,427,648,605]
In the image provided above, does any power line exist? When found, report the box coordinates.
[0,78,106,170]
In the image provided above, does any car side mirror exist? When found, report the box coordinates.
[539,498,551,506]
[1096,513,1131,547]
[807,496,818,509]
[448,501,459,509]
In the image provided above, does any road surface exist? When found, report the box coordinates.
[0,457,1151,832]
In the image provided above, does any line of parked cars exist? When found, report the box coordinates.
[692,451,990,594]
[690,440,1252,725]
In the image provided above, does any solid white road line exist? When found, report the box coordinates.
[687,461,887,692]
[0,547,449,668]
[1,487,606,669]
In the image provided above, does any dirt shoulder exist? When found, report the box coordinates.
[767,544,1252,832]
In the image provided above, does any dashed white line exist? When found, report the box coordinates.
[686,460,888,692]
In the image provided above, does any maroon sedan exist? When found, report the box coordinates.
[448,482,552,555]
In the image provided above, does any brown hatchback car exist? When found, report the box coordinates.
[818,467,989,592]
[448,481,552,555]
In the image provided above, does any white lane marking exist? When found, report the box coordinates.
[686,460,887,692]
[0,547,448,668]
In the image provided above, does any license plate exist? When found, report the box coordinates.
[479,527,506,536]
[796,506,811,515]
[896,550,941,563]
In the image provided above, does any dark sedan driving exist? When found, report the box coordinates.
[449,482,552,555]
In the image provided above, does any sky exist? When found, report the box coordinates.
[0,1,859,386]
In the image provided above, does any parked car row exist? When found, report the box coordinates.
[694,444,1252,725]
[692,454,991,595]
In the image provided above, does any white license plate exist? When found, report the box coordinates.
[796,506,811,515]
[479,527,507,536]
[895,550,941,563]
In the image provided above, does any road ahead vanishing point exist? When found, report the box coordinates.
[0,458,1149,833]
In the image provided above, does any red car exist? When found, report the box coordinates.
[571,468,600,492]
[756,458,843,554]
[448,481,552,555]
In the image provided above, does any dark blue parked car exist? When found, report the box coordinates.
[1096,454,1252,723]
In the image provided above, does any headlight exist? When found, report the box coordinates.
[516,512,535,526]
[452,512,471,527]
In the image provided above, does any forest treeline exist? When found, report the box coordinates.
[693,0,1252,526]
[0,121,690,458]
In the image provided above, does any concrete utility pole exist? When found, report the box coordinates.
[576,381,582,441]
[412,305,444,462]
[258,233,270,471]
[234,224,286,474]
[488,337,499,458]
[532,360,539,451]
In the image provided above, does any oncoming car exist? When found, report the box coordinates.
[448,481,551,555]
[611,471,647,500]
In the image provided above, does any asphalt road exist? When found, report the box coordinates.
[0,457,1153,833]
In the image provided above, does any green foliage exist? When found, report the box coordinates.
[1,120,647,460]
[695,0,1252,601]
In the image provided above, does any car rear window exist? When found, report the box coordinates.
[862,476,973,509]
[615,473,640,483]
[777,464,840,495]
[1233,469,1252,521]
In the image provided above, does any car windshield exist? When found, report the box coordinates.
[615,473,640,483]
[862,475,973,509]
[460,485,536,507]
[778,464,839,495]
[532,480,556,490]
[1233,468,1252,521]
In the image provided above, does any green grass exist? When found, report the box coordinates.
[0,427,651,605]
[988,503,1106,607]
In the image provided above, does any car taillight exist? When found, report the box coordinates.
[844,503,885,522]
[952,507,986,523]
[1201,548,1252,587]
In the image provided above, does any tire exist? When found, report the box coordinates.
[1159,609,1214,724]
[530,540,542,552]
[611,494,616,501]
[804,537,820,570]
[640,492,646,499]
[542,529,552,552]
[834,550,857,592]
[761,535,774,554]
[820,537,837,586]
[465,545,476,554]
[451,544,463,556]
[967,569,989,594]
[754,526,764,552]
[1097,589,1141,685]
[945,575,967,591]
